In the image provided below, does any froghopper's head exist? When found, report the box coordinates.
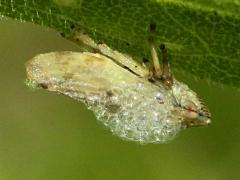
[171,80,211,128]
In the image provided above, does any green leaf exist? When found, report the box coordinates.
[0,0,239,88]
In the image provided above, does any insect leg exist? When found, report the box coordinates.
[148,23,162,79]
[147,23,173,87]
[65,30,149,78]
[159,44,173,87]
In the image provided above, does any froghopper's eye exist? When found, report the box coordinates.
[182,101,199,119]
[183,101,197,112]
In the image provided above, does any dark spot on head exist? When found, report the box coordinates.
[199,113,204,116]
[126,42,130,46]
[135,65,138,68]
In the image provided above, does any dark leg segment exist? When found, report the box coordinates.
[148,23,173,88]
[159,44,173,87]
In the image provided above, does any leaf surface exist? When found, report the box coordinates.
[0,0,239,87]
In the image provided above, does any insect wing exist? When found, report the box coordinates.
[26,51,139,95]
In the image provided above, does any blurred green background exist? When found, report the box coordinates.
[0,19,239,180]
